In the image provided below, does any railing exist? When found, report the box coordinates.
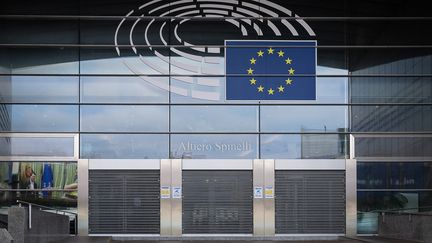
[376,206,432,215]
[358,206,432,235]
[16,200,78,235]
[374,207,432,242]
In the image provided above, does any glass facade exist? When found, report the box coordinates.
[1,0,431,235]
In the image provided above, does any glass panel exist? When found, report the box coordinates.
[357,191,432,234]
[351,77,432,104]
[170,134,258,159]
[0,1,78,15]
[0,162,77,191]
[170,76,347,104]
[80,19,163,44]
[171,106,257,132]
[346,20,432,45]
[261,134,347,159]
[261,105,347,132]
[80,134,168,159]
[80,47,169,75]
[0,20,78,44]
[0,48,79,75]
[80,105,168,132]
[352,105,432,132]
[346,18,432,46]
[357,162,432,189]
[0,76,79,103]
[352,54,432,75]
[0,137,74,157]
[0,105,78,132]
[170,76,258,104]
[80,76,168,103]
[355,137,432,157]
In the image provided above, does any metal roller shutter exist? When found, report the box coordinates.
[89,170,160,234]
[182,170,253,234]
[275,170,345,234]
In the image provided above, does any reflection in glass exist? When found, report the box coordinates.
[171,106,257,132]
[0,105,78,132]
[80,134,168,159]
[0,76,79,103]
[261,106,347,132]
[261,134,347,159]
[351,77,432,104]
[352,54,432,75]
[358,162,432,190]
[171,134,258,159]
[0,48,79,74]
[0,162,77,191]
[1,161,77,232]
[170,76,347,104]
[357,191,432,234]
[80,48,169,75]
[356,137,432,157]
[0,137,75,157]
[352,105,432,132]
[0,20,78,44]
[80,76,168,103]
[80,105,168,132]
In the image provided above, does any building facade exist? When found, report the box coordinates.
[0,0,431,238]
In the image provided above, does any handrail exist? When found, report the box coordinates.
[379,210,432,216]
[359,206,432,217]
[360,206,432,213]
[16,200,77,217]
[17,200,78,235]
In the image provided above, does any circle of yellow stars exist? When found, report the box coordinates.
[246,47,294,95]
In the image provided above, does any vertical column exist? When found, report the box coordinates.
[77,159,89,236]
[264,159,275,236]
[253,159,265,235]
[349,134,355,160]
[346,159,357,237]
[160,159,172,236]
[171,159,182,236]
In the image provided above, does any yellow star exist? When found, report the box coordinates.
[250,78,257,85]
[257,50,264,57]
[268,88,274,95]
[285,58,292,64]
[278,85,285,92]
[278,50,284,57]
[247,68,254,75]
[257,85,264,92]
[267,47,274,54]
[285,78,293,85]
[250,58,257,64]
[288,67,295,75]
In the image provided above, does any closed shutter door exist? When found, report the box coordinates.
[182,170,253,234]
[275,170,345,234]
[89,170,160,234]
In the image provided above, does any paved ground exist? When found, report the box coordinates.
[52,237,420,243]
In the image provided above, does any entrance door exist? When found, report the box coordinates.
[274,160,346,234]
[88,160,160,235]
[182,160,253,234]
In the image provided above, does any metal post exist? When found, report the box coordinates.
[28,204,32,229]
[171,159,182,236]
[160,159,172,236]
[346,159,357,237]
[349,134,355,159]
[77,159,89,236]
[253,159,265,236]
[264,159,275,236]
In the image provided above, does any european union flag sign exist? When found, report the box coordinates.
[42,163,53,197]
[225,40,316,100]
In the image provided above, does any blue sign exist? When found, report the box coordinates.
[225,40,316,100]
